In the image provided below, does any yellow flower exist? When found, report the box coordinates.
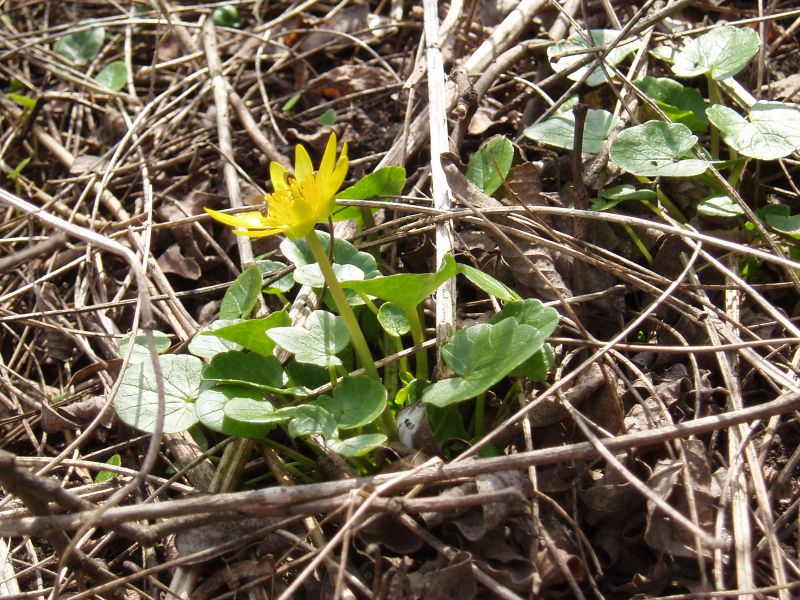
[205,133,348,239]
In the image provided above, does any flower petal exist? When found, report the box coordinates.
[270,162,289,192]
[294,144,313,183]
[205,208,269,229]
[318,132,337,178]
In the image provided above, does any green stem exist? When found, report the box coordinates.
[305,231,379,381]
[306,231,399,441]
[708,77,722,159]
[407,305,429,381]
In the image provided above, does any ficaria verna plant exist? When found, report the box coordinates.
[112,133,558,467]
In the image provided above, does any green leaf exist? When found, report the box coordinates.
[466,136,514,195]
[8,93,36,110]
[524,108,618,154]
[340,254,458,316]
[634,76,708,132]
[281,230,379,278]
[54,26,105,66]
[223,397,288,425]
[548,29,638,87]
[457,264,522,302]
[203,310,291,357]
[220,266,263,319]
[196,385,274,437]
[7,156,30,180]
[760,204,800,238]
[489,299,559,336]
[95,454,122,483]
[113,355,202,433]
[203,350,288,392]
[118,330,172,364]
[95,61,127,91]
[422,319,545,407]
[188,319,243,359]
[267,311,350,367]
[286,361,330,392]
[697,195,744,218]
[326,434,387,457]
[590,184,657,211]
[313,375,387,429]
[257,259,295,294]
[212,5,242,28]
[334,166,406,221]
[282,92,302,113]
[377,302,411,337]
[706,102,800,160]
[294,262,365,289]
[650,45,678,64]
[279,405,338,438]
[672,26,760,81]
[514,343,555,381]
[609,121,708,176]
[320,108,337,126]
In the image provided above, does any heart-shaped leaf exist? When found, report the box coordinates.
[281,230,379,278]
[671,26,760,81]
[196,385,273,437]
[203,350,287,392]
[466,136,514,195]
[548,29,638,87]
[203,310,290,357]
[697,195,744,218]
[267,310,350,367]
[377,302,411,337]
[635,76,708,132]
[339,254,458,315]
[118,330,171,364]
[113,354,202,433]
[760,204,800,238]
[590,184,657,211]
[610,121,708,176]
[326,434,387,457]
[706,102,800,160]
[313,375,387,430]
[489,299,559,336]
[280,405,338,439]
[524,108,618,154]
[422,319,544,407]
[257,259,295,294]
[457,264,521,302]
[220,266,263,319]
[54,26,105,66]
[188,319,243,359]
[95,61,128,91]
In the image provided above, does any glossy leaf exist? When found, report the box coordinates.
[706,102,800,160]
[610,121,708,176]
[466,136,514,195]
[635,76,708,132]
[188,319,243,359]
[95,454,122,483]
[548,29,638,86]
[257,259,295,294]
[313,375,387,429]
[524,108,618,154]
[113,354,202,433]
[340,254,458,315]
[489,299,559,336]
[697,195,744,218]
[760,205,800,238]
[327,434,387,457]
[267,310,350,367]
[220,266,263,319]
[203,350,288,392]
[118,330,171,364]
[212,5,242,28]
[203,310,290,357]
[422,319,545,407]
[54,26,105,66]
[457,263,522,302]
[196,385,273,437]
[672,26,760,81]
[95,61,127,91]
[377,302,411,336]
